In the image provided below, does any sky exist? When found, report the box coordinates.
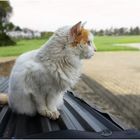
[9,0,140,31]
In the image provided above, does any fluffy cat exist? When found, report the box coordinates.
[0,21,96,120]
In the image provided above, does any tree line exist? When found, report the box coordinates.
[91,27,140,36]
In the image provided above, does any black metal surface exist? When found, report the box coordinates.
[0,77,140,138]
[0,77,9,93]
[24,129,140,139]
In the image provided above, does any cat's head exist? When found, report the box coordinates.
[69,21,96,59]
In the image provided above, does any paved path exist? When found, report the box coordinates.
[0,57,16,63]
[0,57,16,76]
[73,52,140,129]
[83,52,140,96]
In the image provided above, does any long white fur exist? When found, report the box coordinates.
[8,25,95,119]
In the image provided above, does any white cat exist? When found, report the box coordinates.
[0,22,96,120]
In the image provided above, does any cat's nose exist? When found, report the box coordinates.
[94,47,97,52]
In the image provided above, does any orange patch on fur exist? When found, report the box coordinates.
[72,28,90,46]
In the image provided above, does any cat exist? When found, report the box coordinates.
[0,21,96,120]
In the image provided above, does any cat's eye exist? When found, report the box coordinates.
[74,41,78,44]
[87,41,91,45]
[77,32,82,36]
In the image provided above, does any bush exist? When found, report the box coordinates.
[41,32,53,39]
[0,33,16,46]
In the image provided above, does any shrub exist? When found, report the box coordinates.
[0,33,16,46]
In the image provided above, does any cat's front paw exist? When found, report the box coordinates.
[38,107,52,118]
[38,107,60,120]
[50,110,60,120]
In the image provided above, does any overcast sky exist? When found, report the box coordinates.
[9,0,140,31]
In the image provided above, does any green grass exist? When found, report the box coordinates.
[94,35,140,51]
[0,36,140,57]
[0,39,47,57]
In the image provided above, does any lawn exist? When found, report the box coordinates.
[0,36,140,57]
[94,35,140,51]
[0,39,47,57]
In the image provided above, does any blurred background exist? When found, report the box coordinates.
[0,0,140,129]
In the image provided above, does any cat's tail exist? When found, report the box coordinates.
[0,93,8,105]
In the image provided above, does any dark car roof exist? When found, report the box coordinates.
[0,77,140,138]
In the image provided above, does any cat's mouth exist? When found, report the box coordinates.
[84,53,94,59]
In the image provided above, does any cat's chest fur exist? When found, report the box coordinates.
[40,56,82,91]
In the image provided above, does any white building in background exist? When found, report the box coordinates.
[7,30,41,39]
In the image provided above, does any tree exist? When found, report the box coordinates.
[133,27,140,35]
[14,26,22,31]
[41,31,53,39]
[0,1,16,46]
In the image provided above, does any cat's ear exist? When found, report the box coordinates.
[70,21,82,37]
[82,21,87,28]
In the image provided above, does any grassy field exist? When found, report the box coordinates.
[0,39,47,57]
[94,35,140,51]
[0,36,140,57]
